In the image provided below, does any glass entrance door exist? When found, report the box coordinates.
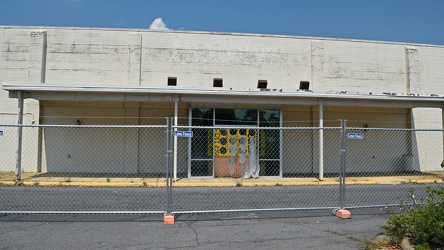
[189,108,281,178]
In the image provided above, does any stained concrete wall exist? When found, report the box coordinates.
[2,26,444,174]
[282,106,411,175]
[2,26,444,96]
[411,108,443,172]
[39,100,188,174]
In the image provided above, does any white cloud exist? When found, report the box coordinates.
[149,18,169,30]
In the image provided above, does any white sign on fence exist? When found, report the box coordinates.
[347,133,364,139]
[0,131,3,136]
[174,131,193,137]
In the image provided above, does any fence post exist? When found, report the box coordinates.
[339,119,347,209]
[164,117,175,224]
[168,117,174,213]
[333,119,351,219]
[319,101,324,181]
[16,91,24,182]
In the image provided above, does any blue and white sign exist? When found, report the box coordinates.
[174,131,193,137]
[0,131,3,136]
[347,133,364,139]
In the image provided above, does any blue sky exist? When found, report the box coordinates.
[1,0,444,45]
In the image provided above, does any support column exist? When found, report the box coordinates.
[16,91,24,181]
[29,30,46,173]
[319,101,324,181]
[173,100,178,180]
[411,108,443,172]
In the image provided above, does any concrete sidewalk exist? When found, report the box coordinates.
[1,171,443,187]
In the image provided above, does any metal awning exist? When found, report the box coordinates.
[3,83,444,108]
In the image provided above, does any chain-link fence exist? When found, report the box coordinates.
[344,126,443,209]
[0,124,168,213]
[0,120,443,214]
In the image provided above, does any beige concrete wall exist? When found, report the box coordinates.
[312,40,407,93]
[407,46,444,95]
[39,100,187,174]
[2,26,444,175]
[141,32,310,89]
[282,106,313,174]
[282,106,411,174]
[0,28,42,173]
[138,102,188,175]
[44,29,141,86]
[324,107,410,174]
[2,27,444,95]
[411,108,443,172]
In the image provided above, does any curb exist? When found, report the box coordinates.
[401,237,414,250]
[0,178,442,188]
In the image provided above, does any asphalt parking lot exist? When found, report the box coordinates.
[0,208,390,250]
[1,177,441,249]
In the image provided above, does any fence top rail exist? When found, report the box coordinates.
[175,125,341,130]
[348,127,444,132]
[1,124,442,132]
[175,125,444,132]
[0,124,167,129]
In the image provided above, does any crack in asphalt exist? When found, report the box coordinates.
[187,222,200,248]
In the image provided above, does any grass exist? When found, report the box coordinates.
[326,230,380,250]
[360,237,379,250]
[14,181,24,186]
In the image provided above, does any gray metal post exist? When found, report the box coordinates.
[165,117,171,213]
[173,100,178,181]
[339,119,347,209]
[168,117,174,212]
[16,91,24,181]
[319,102,324,181]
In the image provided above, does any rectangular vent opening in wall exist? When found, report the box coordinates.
[299,81,310,90]
[257,80,268,89]
[213,78,223,87]
[168,77,177,86]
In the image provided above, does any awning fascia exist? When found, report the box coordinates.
[3,83,444,108]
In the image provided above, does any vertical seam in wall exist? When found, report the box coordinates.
[310,41,313,91]
[41,31,47,83]
[139,33,143,85]
[404,47,410,93]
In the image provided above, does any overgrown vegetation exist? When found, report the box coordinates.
[361,237,378,250]
[381,186,444,249]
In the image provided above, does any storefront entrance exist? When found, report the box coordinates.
[189,108,281,178]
